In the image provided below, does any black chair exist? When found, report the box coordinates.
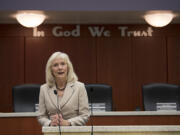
[85,84,113,111]
[142,83,180,111]
[12,84,40,112]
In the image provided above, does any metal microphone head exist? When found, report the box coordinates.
[54,90,57,95]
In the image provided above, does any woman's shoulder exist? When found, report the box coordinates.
[40,83,50,90]
[73,81,85,87]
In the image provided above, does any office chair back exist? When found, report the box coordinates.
[142,83,180,111]
[12,84,40,112]
[85,84,113,111]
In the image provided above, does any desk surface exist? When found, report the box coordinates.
[1,111,180,117]
[42,126,180,133]
[1,111,180,126]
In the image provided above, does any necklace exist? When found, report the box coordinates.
[57,86,65,91]
[56,82,67,91]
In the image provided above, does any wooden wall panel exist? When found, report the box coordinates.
[0,37,24,112]
[1,24,180,112]
[25,37,96,84]
[97,38,132,111]
[167,37,180,85]
[132,37,167,110]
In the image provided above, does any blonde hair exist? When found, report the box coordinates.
[46,52,78,87]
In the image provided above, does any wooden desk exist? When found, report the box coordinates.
[0,111,180,135]
[0,117,42,135]
[42,126,180,135]
[87,111,180,125]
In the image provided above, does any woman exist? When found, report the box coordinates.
[38,52,90,126]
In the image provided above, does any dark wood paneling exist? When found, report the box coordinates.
[97,38,132,111]
[167,37,180,85]
[132,37,167,110]
[0,37,24,112]
[0,24,33,37]
[88,115,180,125]
[1,24,180,112]
[0,117,42,135]
[25,37,96,84]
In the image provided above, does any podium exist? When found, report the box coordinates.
[42,126,180,135]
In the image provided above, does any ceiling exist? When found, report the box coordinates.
[0,10,180,24]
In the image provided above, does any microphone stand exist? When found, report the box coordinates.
[54,90,61,135]
[90,87,94,135]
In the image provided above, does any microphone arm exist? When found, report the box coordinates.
[54,90,61,135]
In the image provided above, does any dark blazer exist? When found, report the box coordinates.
[37,81,90,126]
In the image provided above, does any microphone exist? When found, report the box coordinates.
[54,90,61,114]
[54,90,57,95]
[54,90,61,135]
[89,87,94,135]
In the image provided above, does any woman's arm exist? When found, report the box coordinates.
[37,85,51,126]
[67,83,90,126]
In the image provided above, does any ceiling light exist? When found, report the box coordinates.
[16,12,46,28]
[144,11,174,27]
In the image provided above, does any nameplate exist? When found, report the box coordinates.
[156,102,177,111]
[35,104,39,112]
[89,103,106,112]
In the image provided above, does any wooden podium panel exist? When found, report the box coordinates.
[0,117,42,135]
[87,115,180,125]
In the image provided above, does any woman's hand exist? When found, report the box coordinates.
[50,119,59,126]
[50,113,71,126]
[60,119,71,126]
[50,113,62,126]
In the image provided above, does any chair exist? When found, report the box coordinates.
[85,84,113,111]
[12,84,40,112]
[142,83,180,111]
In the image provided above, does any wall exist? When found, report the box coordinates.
[1,0,180,10]
[0,24,180,112]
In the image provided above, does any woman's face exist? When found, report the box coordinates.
[51,57,68,80]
